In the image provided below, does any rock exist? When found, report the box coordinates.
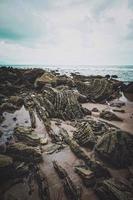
[14,126,41,146]
[0,130,3,137]
[40,137,48,145]
[76,78,119,102]
[112,109,125,113]
[23,68,44,83]
[92,107,99,112]
[111,75,118,79]
[0,154,13,182]
[95,129,133,168]
[53,161,82,200]
[53,160,68,179]
[39,87,85,120]
[75,166,96,187]
[110,101,125,108]
[124,82,133,93]
[28,109,36,128]
[95,178,133,200]
[105,74,110,79]
[73,122,97,148]
[56,75,75,87]
[6,142,42,162]
[100,110,123,121]
[0,102,18,113]
[8,96,23,106]
[34,72,57,88]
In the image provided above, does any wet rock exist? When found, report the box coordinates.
[100,110,123,121]
[73,122,97,148]
[0,102,18,113]
[92,107,99,112]
[95,178,133,200]
[6,142,42,162]
[8,96,23,106]
[95,129,133,168]
[75,165,96,187]
[53,161,82,200]
[14,126,41,146]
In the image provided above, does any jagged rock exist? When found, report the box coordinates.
[8,96,23,106]
[111,75,118,79]
[6,142,42,162]
[46,144,65,154]
[34,72,57,88]
[95,129,133,168]
[53,161,82,200]
[75,165,96,187]
[73,122,97,148]
[43,87,85,120]
[14,126,41,146]
[100,110,123,121]
[95,178,133,200]
[0,102,18,113]
[76,78,120,102]
[56,75,75,87]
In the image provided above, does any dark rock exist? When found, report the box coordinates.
[95,129,133,168]
[95,178,133,200]
[92,107,99,112]
[75,165,96,187]
[100,110,123,121]
[6,142,42,162]
[34,72,57,88]
[123,82,133,93]
[110,101,125,108]
[0,102,18,113]
[111,75,118,79]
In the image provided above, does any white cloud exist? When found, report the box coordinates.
[0,0,133,64]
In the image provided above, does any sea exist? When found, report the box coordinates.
[1,65,133,82]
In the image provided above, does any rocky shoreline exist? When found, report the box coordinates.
[0,66,133,200]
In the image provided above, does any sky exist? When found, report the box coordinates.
[0,0,133,65]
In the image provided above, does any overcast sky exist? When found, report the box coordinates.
[0,0,133,65]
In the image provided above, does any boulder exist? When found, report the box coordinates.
[92,107,99,112]
[100,110,123,121]
[6,142,42,162]
[95,129,133,168]
[95,178,133,200]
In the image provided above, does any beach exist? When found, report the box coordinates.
[0,66,133,200]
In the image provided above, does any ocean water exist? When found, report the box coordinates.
[3,65,133,82]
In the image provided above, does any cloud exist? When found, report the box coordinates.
[0,0,133,64]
